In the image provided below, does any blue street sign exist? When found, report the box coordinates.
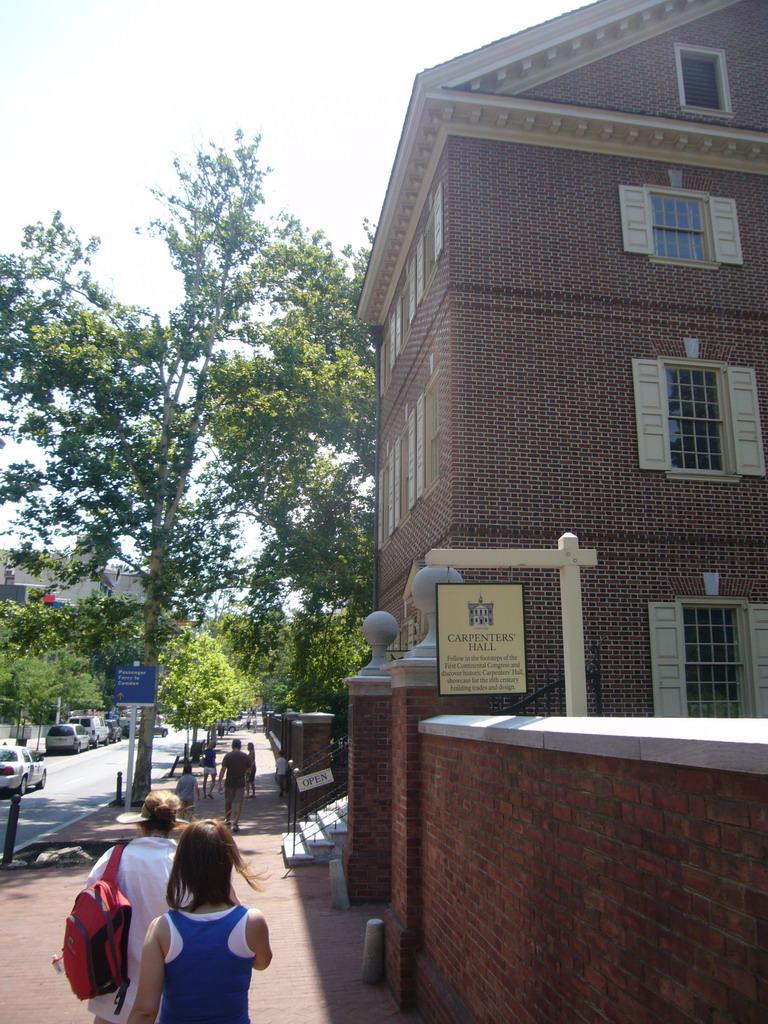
[114,665,157,706]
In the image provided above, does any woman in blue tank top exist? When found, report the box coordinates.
[125,819,272,1024]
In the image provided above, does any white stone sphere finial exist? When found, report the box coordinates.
[359,611,400,676]
[405,566,463,659]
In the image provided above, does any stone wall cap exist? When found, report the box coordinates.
[420,715,768,775]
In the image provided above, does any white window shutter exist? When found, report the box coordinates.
[648,603,688,716]
[619,186,653,255]
[632,359,672,470]
[408,259,416,322]
[377,469,385,545]
[387,314,395,373]
[728,366,765,476]
[407,409,416,509]
[748,604,768,716]
[434,182,443,257]
[393,440,402,526]
[710,196,743,265]
[386,450,395,536]
[416,394,426,497]
[379,338,388,393]
[395,299,402,355]
[416,237,425,303]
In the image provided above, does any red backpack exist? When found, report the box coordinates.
[62,844,132,1013]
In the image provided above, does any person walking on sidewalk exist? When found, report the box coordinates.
[275,749,288,797]
[218,738,250,831]
[126,819,272,1024]
[86,790,186,1024]
[175,763,200,820]
[201,741,217,799]
[245,741,256,798]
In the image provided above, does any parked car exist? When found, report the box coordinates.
[67,714,110,748]
[153,717,168,738]
[105,717,123,743]
[46,723,88,755]
[0,746,47,794]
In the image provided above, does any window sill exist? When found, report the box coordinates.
[665,471,742,483]
[649,257,720,270]
[679,104,733,119]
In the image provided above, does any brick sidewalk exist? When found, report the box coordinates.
[0,731,422,1024]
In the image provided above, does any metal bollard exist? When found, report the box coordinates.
[115,771,123,804]
[2,793,22,866]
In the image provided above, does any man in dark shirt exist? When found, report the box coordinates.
[217,738,251,832]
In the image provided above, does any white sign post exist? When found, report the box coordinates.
[114,664,157,811]
[124,705,138,813]
[426,532,597,716]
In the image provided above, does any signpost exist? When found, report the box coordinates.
[114,666,157,811]
[436,583,527,696]
[114,666,157,707]
[427,533,597,716]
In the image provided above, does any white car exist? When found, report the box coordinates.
[0,746,47,795]
[46,723,88,755]
[68,715,110,748]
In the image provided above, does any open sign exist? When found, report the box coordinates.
[296,768,334,792]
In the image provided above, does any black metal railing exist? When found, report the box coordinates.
[286,739,349,843]
[489,643,603,717]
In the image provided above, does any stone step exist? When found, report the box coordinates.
[282,798,349,866]
[281,831,314,867]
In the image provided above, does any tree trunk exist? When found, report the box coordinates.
[131,561,163,802]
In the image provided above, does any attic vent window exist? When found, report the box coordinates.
[675,45,731,114]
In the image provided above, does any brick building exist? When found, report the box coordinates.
[358,0,768,718]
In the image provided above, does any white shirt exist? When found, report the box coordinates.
[86,834,177,1023]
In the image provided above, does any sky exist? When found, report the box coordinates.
[0,0,582,546]
[0,0,583,313]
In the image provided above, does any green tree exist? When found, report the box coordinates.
[210,219,375,711]
[0,135,269,798]
[159,631,244,739]
[0,651,100,732]
[1,142,377,793]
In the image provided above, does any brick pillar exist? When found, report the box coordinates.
[294,712,333,764]
[343,611,398,903]
[384,657,440,1010]
[343,674,392,901]
[383,567,461,1011]
[291,713,334,816]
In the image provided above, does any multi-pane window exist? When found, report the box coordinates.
[666,365,723,471]
[379,183,443,396]
[683,606,742,717]
[426,382,440,486]
[651,196,705,262]
[633,358,765,478]
[378,374,440,546]
[619,186,742,266]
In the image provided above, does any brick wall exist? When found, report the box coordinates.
[410,718,768,1023]
[377,109,768,714]
[344,684,393,902]
[520,0,767,131]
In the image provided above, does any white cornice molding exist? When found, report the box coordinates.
[424,0,743,95]
[359,92,767,322]
[358,0,760,324]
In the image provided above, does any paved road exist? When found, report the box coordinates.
[0,729,186,851]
